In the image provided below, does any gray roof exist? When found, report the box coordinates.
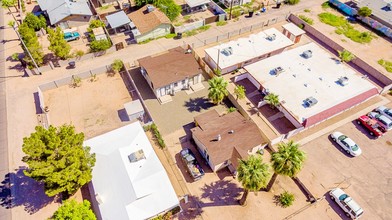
[37,0,93,25]
[106,11,131,29]
[185,0,210,8]
[357,0,392,26]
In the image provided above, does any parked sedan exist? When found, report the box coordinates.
[330,132,362,156]
[374,105,392,121]
[368,111,392,131]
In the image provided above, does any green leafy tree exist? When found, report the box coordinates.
[278,191,295,208]
[358,7,372,17]
[208,77,228,104]
[237,155,270,206]
[264,93,280,109]
[23,12,46,31]
[111,59,124,74]
[1,0,17,12]
[234,85,246,100]
[22,125,96,197]
[18,22,44,67]
[90,39,112,52]
[266,141,306,191]
[87,19,105,32]
[51,199,96,220]
[157,0,181,21]
[338,50,355,63]
[48,27,71,59]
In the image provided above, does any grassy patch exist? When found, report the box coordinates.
[299,15,314,25]
[165,33,176,39]
[318,12,373,43]
[321,1,331,9]
[99,5,111,10]
[198,25,211,31]
[184,25,211,37]
[304,9,311,13]
[138,38,153,44]
[378,59,392,73]
[216,21,228,26]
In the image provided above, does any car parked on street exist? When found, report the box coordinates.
[329,188,364,219]
[330,132,362,156]
[180,148,205,181]
[368,111,392,131]
[374,105,392,121]
[357,115,386,137]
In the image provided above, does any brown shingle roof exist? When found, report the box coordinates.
[128,5,171,34]
[137,47,201,88]
[191,110,266,168]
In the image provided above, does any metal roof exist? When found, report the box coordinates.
[106,11,131,29]
[37,0,92,25]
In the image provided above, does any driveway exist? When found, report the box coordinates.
[297,103,392,220]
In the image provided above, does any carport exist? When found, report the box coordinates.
[106,11,135,34]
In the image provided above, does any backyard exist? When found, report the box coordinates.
[44,73,133,138]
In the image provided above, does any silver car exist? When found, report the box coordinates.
[330,132,362,156]
[368,111,392,131]
[374,105,392,121]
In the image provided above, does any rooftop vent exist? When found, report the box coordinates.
[266,34,276,41]
[147,5,155,12]
[302,50,312,58]
[304,96,318,107]
[338,76,349,86]
[229,130,234,134]
[128,149,145,163]
[221,47,233,56]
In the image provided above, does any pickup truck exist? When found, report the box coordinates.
[180,148,204,181]
[64,31,80,42]
[357,115,386,137]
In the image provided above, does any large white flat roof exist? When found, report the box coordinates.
[85,122,178,220]
[245,42,377,123]
[204,28,293,69]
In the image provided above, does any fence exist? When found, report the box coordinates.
[174,20,205,33]
[288,14,392,94]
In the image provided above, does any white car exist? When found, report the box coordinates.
[368,111,392,131]
[374,105,392,121]
[330,132,362,156]
[330,188,364,219]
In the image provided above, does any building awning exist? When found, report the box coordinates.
[106,11,131,29]
[185,0,210,8]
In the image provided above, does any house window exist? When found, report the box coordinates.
[182,80,186,84]
[174,82,178,87]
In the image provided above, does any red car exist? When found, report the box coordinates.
[357,115,386,137]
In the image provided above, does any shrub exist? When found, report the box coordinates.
[198,25,211,31]
[74,50,85,58]
[216,21,228,26]
[165,33,176,38]
[88,19,105,32]
[287,0,300,5]
[150,124,166,149]
[227,107,237,113]
[72,76,82,87]
[279,191,295,208]
[11,53,19,61]
[90,39,112,52]
[111,59,124,74]
[378,59,392,73]
[321,1,330,9]
[304,9,311,13]
[299,15,314,25]
[358,6,372,17]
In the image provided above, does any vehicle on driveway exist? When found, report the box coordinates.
[330,132,362,156]
[64,31,80,42]
[180,148,205,181]
[374,105,392,121]
[367,111,392,131]
[357,115,386,137]
[329,188,364,219]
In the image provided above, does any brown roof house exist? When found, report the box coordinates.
[191,110,267,174]
[138,47,202,99]
[128,5,172,43]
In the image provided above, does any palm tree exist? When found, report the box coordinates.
[208,77,228,104]
[234,85,246,100]
[237,155,270,206]
[264,93,280,109]
[266,141,306,191]
[338,50,355,63]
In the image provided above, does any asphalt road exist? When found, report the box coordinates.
[0,6,11,220]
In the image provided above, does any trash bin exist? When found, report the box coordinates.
[249,11,254,17]
[68,61,76,69]
[176,32,182,39]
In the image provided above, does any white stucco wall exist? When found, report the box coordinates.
[136,24,172,42]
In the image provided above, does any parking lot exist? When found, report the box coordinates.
[298,103,392,220]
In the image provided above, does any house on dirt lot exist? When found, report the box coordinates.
[191,109,267,174]
[138,47,202,99]
[37,0,93,28]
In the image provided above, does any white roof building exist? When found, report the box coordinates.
[86,122,179,220]
[204,28,293,73]
[37,0,93,25]
[244,42,378,127]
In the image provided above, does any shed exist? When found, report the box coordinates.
[282,23,305,44]
[92,27,107,41]
[124,100,145,121]
[106,11,135,30]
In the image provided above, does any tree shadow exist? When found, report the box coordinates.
[178,195,204,220]
[0,167,57,214]
[199,179,242,207]
[183,97,214,112]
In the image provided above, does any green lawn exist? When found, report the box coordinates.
[318,12,373,43]
[378,59,392,73]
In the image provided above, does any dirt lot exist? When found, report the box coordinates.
[295,5,392,79]
[297,103,392,220]
[44,74,132,138]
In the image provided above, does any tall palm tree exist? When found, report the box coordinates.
[208,77,228,104]
[234,85,246,100]
[264,93,280,109]
[266,141,306,191]
[237,155,270,206]
[338,50,355,63]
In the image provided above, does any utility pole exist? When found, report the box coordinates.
[11,23,42,75]
[229,0,234,20]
